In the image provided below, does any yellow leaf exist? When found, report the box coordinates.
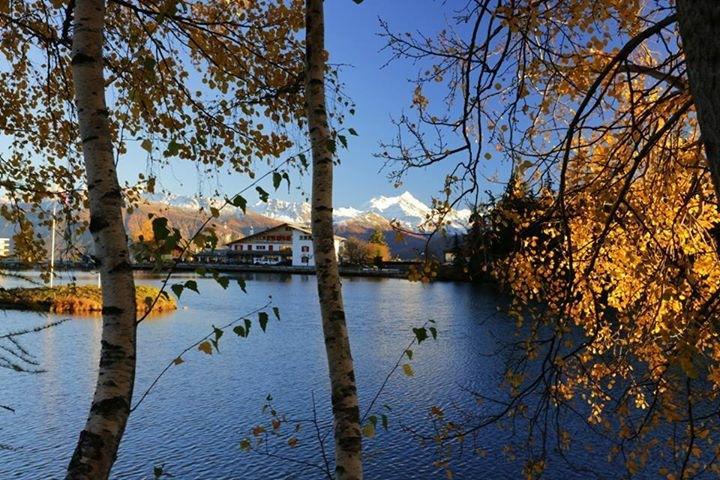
[198,341,213,355]
[172,357,184,365]
[287,437,298,448]
[362,422,375,438]
[402,364,414,377]
[679,355,698,379]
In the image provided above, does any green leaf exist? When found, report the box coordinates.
[213,326,224,343]
[210,206,220,218]
[413,327,428,344]
[256,186,269,203]
[405,349,413,360]
[327,139,337,154]
[184,280,199,293]
[236,278,247,293]
[152,217,170,241]
[141,139,153,153]
[231,194,247,213]
[239,438,251,451]
[298,153,308,168]
[259,311,269,332]
[429,326,438,340]
[216,275,229,289]
[348,128,358,136]
[272,172,282,190]
[244,318,251,336]
[381,414,389,431]
[272,306,280,320]
[338,134,348,149]
[233,325,246,337]
[171,283,184,299]
[165,139,181,157]
[282,172,291,191]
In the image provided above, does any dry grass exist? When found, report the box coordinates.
[0,284,177,315]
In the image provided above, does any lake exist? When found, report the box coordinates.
[0,271,626,479]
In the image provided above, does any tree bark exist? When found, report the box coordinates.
[676,0,720,202]
[67,0,138,478]
[304,1,363,479]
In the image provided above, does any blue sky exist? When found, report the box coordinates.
[118,0,509,208]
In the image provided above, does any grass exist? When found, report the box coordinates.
[0,284,177,315]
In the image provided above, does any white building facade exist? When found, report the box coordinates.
[226,224,344,267]
[0,238,10,257]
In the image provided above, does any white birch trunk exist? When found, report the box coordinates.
[66,0,137,478]
[304,1,363,478]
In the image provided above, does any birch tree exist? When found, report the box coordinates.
[304,0,363,478]
[1,1,306,477]
[66,1,137,478]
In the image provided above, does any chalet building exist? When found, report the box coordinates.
[225,223,344,267]
[0,238,10,257]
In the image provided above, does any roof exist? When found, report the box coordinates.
[225,223,308,246]
[225,222,346,247]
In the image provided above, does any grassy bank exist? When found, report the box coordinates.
[0,285,177,315]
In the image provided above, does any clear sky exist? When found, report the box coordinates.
[117,0,509,208]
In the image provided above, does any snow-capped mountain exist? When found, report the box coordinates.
[146,190,470,232]
[144,193,214,211]
[364,191,431,226]
[251,198,311,224]
[360,191,471,231]
[243,191,471,233]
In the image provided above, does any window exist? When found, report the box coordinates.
[247,245,252,251]
[269,245,273,251]
[301,245,310,253]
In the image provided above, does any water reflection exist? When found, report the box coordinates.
[0,272,622,479]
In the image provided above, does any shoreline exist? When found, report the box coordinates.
[0,262,492,283]
[132,262,410,279]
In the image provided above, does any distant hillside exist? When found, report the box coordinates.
[3,192,466,261]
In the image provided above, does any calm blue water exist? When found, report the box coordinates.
[0,272,632,479]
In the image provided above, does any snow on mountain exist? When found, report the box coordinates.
[364,191,431,227]
[333,206,363,221]
[361,191,470,232]
[147,191,470,232]
[144,193,213,210]
[252,198,311,224]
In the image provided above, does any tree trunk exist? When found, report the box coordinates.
[67,0,138,478]
[304,1,363,478]
[676,0,720,202]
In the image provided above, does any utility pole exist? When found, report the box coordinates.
[50,202,56,288]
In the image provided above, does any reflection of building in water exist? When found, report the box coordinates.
[0,237,11,257]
